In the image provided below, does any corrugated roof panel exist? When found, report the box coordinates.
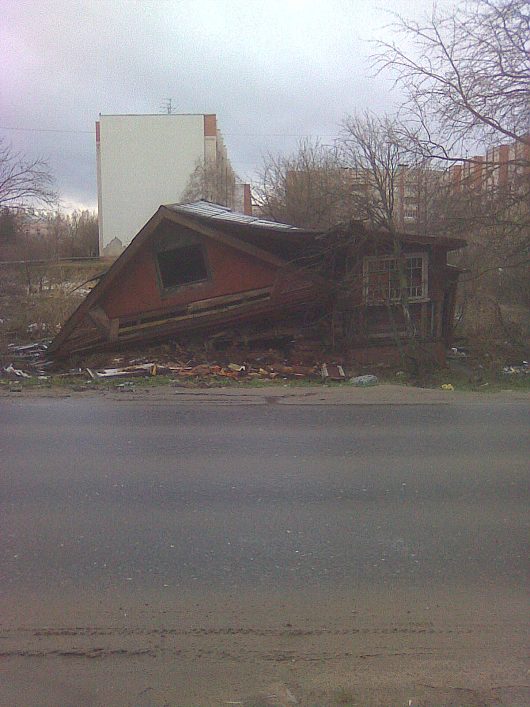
[170,201,231,218]
[166,200,307,232]
[213,211,256,223]
[250,219,299,231]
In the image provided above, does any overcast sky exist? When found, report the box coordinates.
[1,0,447,212]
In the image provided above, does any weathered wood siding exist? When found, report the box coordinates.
[100,234,281,319]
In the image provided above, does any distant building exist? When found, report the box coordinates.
[393,167,443,234]
[283,165,443,233]
[96,113,251,255]
[448,134,530,193]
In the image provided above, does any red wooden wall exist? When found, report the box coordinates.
[100,234,282,319]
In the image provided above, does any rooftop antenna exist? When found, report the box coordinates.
[160,98,176,115]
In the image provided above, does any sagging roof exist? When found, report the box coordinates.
[48,203,323,356]
[168,201,466,259]
[165,201,320,263]
[49,202,467,356]
[167,200,313,233]
[324,221,467,252]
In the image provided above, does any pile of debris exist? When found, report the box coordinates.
[1,337,357,385]
[0,333,383,386]
[78,361,379,385]
[502,361,529,376]
[85,360,322,382]
[0,340,53,379]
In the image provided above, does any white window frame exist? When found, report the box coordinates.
[363,252,429,305]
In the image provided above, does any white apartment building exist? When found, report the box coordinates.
[96,113,250,255]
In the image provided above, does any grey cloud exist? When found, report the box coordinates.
[1,0,450,209]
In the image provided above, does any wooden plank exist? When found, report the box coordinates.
[435,301,444,339]
[109,318,119,342]
[118,288,273,327]
[420,301,428,338]
[118,297,271,334]
[115,293,322,341]
[87,306,111,336]
[186,287,272,313]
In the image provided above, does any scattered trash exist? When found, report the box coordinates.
[321,363,346,381]
[441,383,454,391]
[86,363,157,379]
[9,382,23,393]
[2,364,32,379]
[55,368,86,378]
[27,322,47,334]
[447,346,468,359]
[350,374,379,386]
[502,362,528,375]
[7,340,50,363]
[116,381,135,391]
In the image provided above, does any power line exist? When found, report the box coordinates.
[224,133,337,138]
[0,126,94,134]
[0,125,336,139]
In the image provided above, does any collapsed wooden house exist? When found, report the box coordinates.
[49,201,466,364]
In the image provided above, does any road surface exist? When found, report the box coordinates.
[1,391,529,705]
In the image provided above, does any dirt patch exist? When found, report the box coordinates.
[1,585,528,706]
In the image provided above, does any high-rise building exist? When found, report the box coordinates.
[96,113,251,255]
[448,135,530,193]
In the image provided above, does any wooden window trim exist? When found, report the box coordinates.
[154,241,212,297]
[363,252,429,305]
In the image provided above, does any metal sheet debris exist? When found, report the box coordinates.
[2,364,32,379]
[350,374,379,386]
[86,363,157,379]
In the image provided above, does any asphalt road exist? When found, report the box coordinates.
[1,395,529,706]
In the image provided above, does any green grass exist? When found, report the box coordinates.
[379,367,530,393]
[2,368,528,393]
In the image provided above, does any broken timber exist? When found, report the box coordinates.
[49,201,466,364]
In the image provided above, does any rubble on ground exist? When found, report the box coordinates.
[350,374,379,386]
[1,335,528,388]
[0,335,350,385]
[502,361,529,375]
[447,346,468,359]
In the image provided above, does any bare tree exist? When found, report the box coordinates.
[181,157,237,209]
[375,1,530,348]
[339,112,444,232]
[0,139,57,208]
[339,112,408,231]
[375,0,530,159]
[433,165,529,342]
[65,210,99,258]
[253,138,346,229]
[336,112,444,363]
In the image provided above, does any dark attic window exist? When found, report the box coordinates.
[156,244,209,290]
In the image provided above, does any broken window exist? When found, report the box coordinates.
[363,253,428,304]
[156,243,209,290]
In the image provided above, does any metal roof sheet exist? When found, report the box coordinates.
[166,201,306,232]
